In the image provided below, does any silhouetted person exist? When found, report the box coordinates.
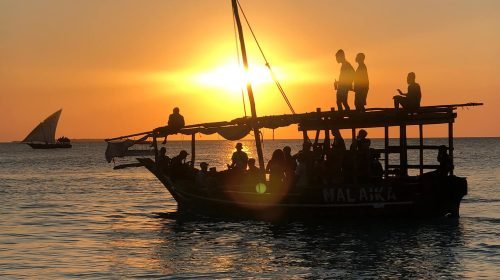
[354,53,369,112]
[283,146,297,187]
[229,142,248,171]
[158,147,170,173]
[171,150,189,179]
[247,158,260,177]
[334,49,355,111]
[295,153,308,190]
[266,149,286,189]
[394,72,421,110]
[196,162,210,187]
[351,129,371,182]
[163,107,185,144]
[370,149,384,181]
[437,145,453,176]
[329,129,346,183]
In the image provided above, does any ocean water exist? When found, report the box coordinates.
[0,138,499,279]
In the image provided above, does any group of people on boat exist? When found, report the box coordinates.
[156,127,386,192]
[334,49,421,112]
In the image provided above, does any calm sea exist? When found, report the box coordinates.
[1,138,499,279]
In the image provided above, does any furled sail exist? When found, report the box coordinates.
[22,109,62,144]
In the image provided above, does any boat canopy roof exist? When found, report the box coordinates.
[105,103,482,142]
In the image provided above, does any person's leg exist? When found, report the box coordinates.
[337,91,344,111]
[354,91,362,111]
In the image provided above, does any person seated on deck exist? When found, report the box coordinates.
[228,142,248,171]
[170,150,190,179]
[327,129,346,183]
[293,141,314,184]
[295,153,309,190]
[437,145,454,176]
[350,129,372,182]
[283,146,297,186]
[266,149,286,191]
[162,107,185,144]
[158,147,170,173]
[393,72,422,111]
[247,158,260,177]
[195,162,210,188]
[370,149,384,182]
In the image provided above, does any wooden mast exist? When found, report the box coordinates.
[231,0,265,172]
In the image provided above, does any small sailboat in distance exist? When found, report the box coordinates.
[22,109,72,149]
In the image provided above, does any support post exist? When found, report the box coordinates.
[419,124,424,175]
[449,121,454,175]
[153,131,159,164]
[314,108,321,146]
[384,126,389,177]
[191,133,196,168]
[400,125,408,176]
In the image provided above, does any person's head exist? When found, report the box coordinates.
[271,149,285,161]
[235,142,243,151]
[335,49,345,63]
[248,158,256,167]
[355,53,365,64]
[159,147,166,155]
[407,72,416,84]
[283,146,291,155]
[200,162,208,171]
[173,107,180,114]
[179,150,189,158]
[357,129,368,140]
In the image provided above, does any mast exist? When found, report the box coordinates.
[232,0,265,172]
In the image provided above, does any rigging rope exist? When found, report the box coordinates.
[236,0,296,115]
[232,10,248,117]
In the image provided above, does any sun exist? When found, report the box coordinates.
[193,61,273,94]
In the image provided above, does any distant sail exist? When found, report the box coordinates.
[22,109,62,144]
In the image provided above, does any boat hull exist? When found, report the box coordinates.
[139,158,467,221]
[27,143,72,149]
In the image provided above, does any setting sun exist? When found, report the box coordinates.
[192,61,274,95]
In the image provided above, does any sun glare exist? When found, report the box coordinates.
[193,62,273,94]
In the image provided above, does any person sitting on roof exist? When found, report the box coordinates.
[393,72,422,110]
[228,142,248,171]
[162,107,185,144]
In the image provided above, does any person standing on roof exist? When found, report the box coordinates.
[393,72,422,110]
[334,49,355,111]
[162,107,185,144]
[354,53,369,112]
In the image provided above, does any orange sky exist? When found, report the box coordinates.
[1,0,499,142]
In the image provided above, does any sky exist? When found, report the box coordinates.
[1,0,499,142]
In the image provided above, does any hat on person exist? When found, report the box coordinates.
[180,150,189,156]
[236,142,243,149]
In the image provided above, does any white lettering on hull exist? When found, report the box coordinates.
[323,187,398,203]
